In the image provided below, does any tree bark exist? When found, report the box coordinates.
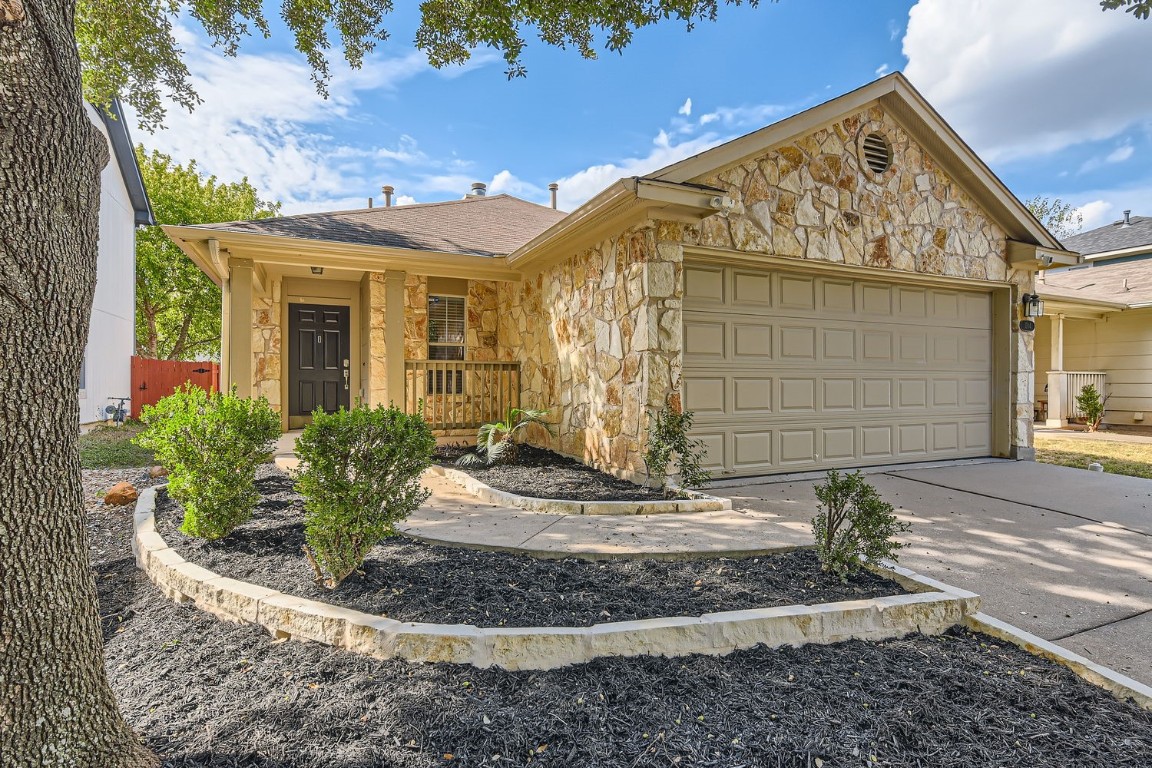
[0,2,157,765]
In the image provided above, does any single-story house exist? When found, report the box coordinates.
[1035,212,1152,427]
[82,100,154,425]
[164,72,1075,481]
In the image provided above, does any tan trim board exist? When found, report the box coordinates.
[684,246,1013,291]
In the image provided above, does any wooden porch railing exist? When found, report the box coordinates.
[403,360,520,431]
[1063,371,1107,420]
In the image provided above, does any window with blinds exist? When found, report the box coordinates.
[428,295,465,394]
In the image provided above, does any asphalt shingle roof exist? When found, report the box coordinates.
[194,194,567,257]
[1038,258,1152,307]
[1062,214,1152,257]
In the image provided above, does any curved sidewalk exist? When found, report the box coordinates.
[398,474,813,559]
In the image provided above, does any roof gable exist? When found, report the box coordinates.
[648,72,1063,251]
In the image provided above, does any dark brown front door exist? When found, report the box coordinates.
[288,303,350,417]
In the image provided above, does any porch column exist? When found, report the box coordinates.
[226,257,254,398]
[384,270,406,407]
[1045,313,1067,428]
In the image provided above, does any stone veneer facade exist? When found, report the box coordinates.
[245,103,1036,467]
[496,224,682,477]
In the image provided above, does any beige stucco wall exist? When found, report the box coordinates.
[673,104,1036,454]
[1058,309,1152,425]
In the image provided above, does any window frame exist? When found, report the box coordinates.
[426,293,467,395]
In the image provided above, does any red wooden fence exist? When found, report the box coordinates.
[130,357,220,419]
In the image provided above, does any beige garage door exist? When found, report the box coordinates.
[683,263,994,477]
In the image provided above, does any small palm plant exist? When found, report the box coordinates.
[456,407,554,466]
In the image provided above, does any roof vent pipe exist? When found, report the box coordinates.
[470,182,487,197]
[368,197,374,209]
[548,182,558,209]
[382,185,394,207]
[1123,209,1132,226]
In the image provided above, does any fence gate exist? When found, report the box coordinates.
[130,357,220,419]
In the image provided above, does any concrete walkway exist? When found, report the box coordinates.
[404,461,1152,686]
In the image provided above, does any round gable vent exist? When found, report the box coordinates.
[861,132,893,174]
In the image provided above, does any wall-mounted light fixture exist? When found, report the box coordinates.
[1021,292,1044,318]
[310,266,324,275]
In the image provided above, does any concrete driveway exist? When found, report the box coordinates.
[717,460,1152,686]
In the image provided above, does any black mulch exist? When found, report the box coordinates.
[154,470,903,628]
[86,484,1152,768]
[435,444,668,502]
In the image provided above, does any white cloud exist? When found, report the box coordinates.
[553,129,727,211]
[1076,200,1114,230]
[1106,144,1135,164]
[128,28,494,214]
[903,0,1152,163]
[697,102,789,130]
[678,98,693,117]
[1078,142,1136,174]
[875,64,890,77]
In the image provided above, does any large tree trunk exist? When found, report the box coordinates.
[0,2,157,765]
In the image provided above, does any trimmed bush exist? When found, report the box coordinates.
[812,469,909,583]
[135,386,280,540]
[295,404,435,588]
[644,400,711,495]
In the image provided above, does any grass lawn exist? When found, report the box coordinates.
[79,422,154,469]
[1034,435,1152,479]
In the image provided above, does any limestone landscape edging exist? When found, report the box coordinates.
[427,464,733,515]
[134,485,981,670]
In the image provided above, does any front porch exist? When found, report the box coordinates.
[1034,312,1108,428]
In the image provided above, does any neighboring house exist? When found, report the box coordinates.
[1035,212,1152,428]
[164,73,1073,481]
[81,100,154,425]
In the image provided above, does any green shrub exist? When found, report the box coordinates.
[456,407,553,467]
[812,469,909,583]
[643,400,711,495]
[295,404,435,588]
[135,386,280,540]
[1075,383,1108,432]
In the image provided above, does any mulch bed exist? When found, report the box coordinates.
[153,468,903,628]
[85,475,1152,768]
[435,444,668,502]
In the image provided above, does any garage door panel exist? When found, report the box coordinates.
[733,377,772,412]
[684,264,994,476]
[779,275,815,309]
[733,323,772,358]
[684,265,726,304]
[683,376,726,414]
[861,283,892,315]
[683,318,727,359]
[779,326,817,359]
[733,431,772,470]
[822,281,855,313]
[733,270,773,306]
[823,328,856,360]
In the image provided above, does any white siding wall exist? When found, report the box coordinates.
[1058,310,1152,426]
[80,104,136,425]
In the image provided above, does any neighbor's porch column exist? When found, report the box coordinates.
[226,256,254,398]
[1046,313,1067,428]
[384,270,406,407]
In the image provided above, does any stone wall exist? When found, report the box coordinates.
[252,280,282,411]
[498,224,682,478]
[679,105,1036,453]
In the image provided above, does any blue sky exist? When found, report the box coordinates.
[134,0,1152,232]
